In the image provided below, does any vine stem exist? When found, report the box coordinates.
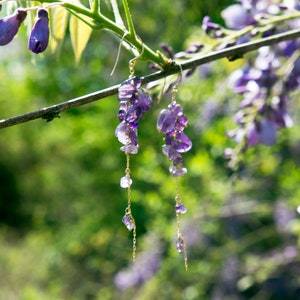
[0,28,300,129]
[121,0,136,38]
[61,2,166,67]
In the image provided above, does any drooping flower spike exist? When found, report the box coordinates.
[28,8,49,54]
[0,9,27,46]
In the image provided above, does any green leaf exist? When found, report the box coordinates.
[49,7,69,54]
[69,14,93,63]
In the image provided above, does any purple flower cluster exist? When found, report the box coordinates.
[203,1,300,46]
[114,236,162,290]
[157,101,192,177]
[115,77,152,154]
[227,45,294,149]
[200,0,300,167]
[0,8,49,54]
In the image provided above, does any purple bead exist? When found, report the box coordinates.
[157,109,176,133]
[0,9,27,46]
[173,132,192,153]
[28,8,49,54]
[122,214,135,231]
[168,101,183,116]
[173,156,184,167]
[125,105,142,124]
[165,134,174,145]
[169,147,182,161]
[162,145,171,156]
[175,114,188,131]
[171,167,187,177]
[120,144,138,154]
[115,121,130,145]
[128,129,139,147]
[118,77,141,101]
[118,109,126,122]
[175,203,187,214]
[136,89,152,112]
[176,236,185,253]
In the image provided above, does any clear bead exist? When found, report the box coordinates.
[120,145,138,154]
[120,176,132,188]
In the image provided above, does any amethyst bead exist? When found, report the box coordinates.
[176,236,185,253]
[157,109,176,133]
[173,132,192,153]
[122,214,135,231]
[175,203,187,214]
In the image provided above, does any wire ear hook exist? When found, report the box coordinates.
[111,31,130,76]
[170,62,183,101]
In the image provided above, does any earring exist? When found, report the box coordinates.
[115,58,152,261]
[157,79,192,270]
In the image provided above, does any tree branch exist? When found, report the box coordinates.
[1,28,300,129]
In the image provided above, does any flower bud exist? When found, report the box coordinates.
[0,9,27,46]
[28,8,49,54]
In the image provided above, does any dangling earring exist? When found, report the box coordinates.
[115,51,152,261]
[157,74,192,270]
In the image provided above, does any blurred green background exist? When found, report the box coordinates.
[1,0,300,299]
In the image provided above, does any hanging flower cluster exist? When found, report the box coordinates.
[157,101,192,177]
[201,0,300,168]
[0,8,49,54]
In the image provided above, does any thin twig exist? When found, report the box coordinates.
[1,28,300,129]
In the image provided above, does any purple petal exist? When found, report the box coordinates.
[28,9,49,54]
[221,4,255,29]
[246,122,260,146]
[0,9,27,46]
[259,119,277,146]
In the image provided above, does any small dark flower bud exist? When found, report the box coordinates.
[0,9,27,46]
[28,8,49,54]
